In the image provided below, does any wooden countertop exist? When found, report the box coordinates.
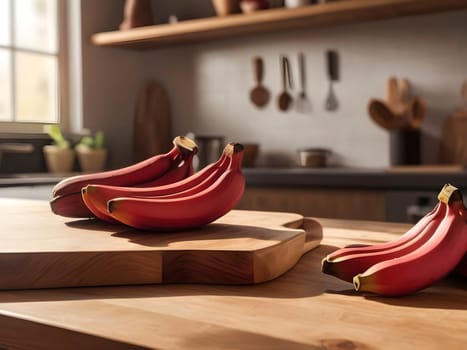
[0,200,465,349]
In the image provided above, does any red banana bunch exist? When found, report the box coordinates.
[322,184,467,296]
[81,147,231,223]
[90,143,245,231]
[50,136,198,218]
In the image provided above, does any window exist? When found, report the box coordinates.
[0,0,65,131]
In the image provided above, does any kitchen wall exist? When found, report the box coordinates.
[80,1,467,169]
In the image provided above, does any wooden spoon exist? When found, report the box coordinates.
[249,57,270,108]
[386,77,411,116]
[368,99,400,131]
[277,56,293,111]
[406,97,426,130]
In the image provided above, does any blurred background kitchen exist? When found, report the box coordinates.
[1,0,467,222]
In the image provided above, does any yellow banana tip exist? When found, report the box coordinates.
[174,136,198,154]
[321,256,334,274]
[353,274,362,291]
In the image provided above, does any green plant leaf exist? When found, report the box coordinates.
[44,124,70,149]
[94,131,105,149]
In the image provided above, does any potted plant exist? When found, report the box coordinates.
[75,131,107,173]
[43,125,76,173]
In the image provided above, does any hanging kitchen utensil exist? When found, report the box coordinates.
[277,55,293,112]
[324,50,339,111]
[249,57,270,108]
[296,53,311,114]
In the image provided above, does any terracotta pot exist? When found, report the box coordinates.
[76,148,107,173]
[43,145,75,173]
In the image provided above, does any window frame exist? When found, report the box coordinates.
[0,0,69,134]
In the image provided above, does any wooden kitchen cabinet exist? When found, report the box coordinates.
[236,187,386,221]
[91,0,467,49]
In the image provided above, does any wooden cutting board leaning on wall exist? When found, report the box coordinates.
[133,81,173,162]
[439,110,467,167]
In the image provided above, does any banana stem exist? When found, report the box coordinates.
[173,136,198,156]
[353,274,362,291]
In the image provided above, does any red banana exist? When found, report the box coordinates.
[133,152,195,187]
[324,201,441,262]
[49,192,92,218]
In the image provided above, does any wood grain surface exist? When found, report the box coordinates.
[0,199,322,289]
[0,200,465,350]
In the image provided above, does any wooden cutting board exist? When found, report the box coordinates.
[0,199,322,290]
[133,81,173,162]
[439,110,467,166]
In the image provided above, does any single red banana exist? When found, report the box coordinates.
[82,152,230,222]
[49,192,92,218]
[50,136,197,218]
[52,136,197,197]
[134,152,195,188]
[354,184,467,296]
[53,152,195,219]
[107,143,245,231]
[321,201,445,282]
[323,201,441,261]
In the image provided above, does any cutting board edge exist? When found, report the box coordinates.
[0,250,163,290]
[252,217,322,283]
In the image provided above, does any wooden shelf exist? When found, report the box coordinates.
[91,0,467,49]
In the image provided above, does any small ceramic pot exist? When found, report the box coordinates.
[76,148,108,173]
[43,145,75,173]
